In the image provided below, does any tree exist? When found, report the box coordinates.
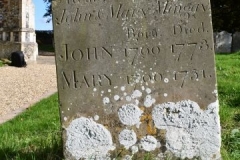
[43,0,52,23]
[211,0,240,32]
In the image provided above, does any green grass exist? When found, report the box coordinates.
[0,94,63,160]
[216,52,240,160]
[0,59,11,67]
[0,60,3,67]
[0,53,239,159]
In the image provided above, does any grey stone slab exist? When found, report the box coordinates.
[232,32,240,52]
[52,0,221,159]
[215,31,232,53]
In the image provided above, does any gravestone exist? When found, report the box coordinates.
[214,31,232,53]
[53,0,221,159]
[232,32,240,52]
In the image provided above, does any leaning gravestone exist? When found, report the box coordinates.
[52,0,221,159]
[214,31,232,53]
[232,32,240,52]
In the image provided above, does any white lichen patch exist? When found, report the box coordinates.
[66,117,115,159]
[123,155,132,160]
[114,95,120,101]
[131,145,139,154]
[94,115,99,121]
[164,93,168,97]
[146,88,152,94]
[118,104,143,126]
[103,97,110,105]
[164,78,169,83]
[144,95,156,107]
[212,89,218,97]
[152,100,221,159]
[126,96,132,102]
[135,99,140,105]
[119,129,137,149]
[140,135,158,151]
[131,90,142,99]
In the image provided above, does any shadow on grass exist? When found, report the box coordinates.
[0,136,63,160]
[0,145,63,160]
[219,92,240,108]
[234,114,240,122]
[227,94,240,108]
[216,52,240,56]
[0,130,63,160]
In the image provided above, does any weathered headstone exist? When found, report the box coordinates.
[53,0,221,159]
[214,31,232,53]
[232,32,240,52]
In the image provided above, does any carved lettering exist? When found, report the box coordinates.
[171,40,210,61]
[62,70,79,89]
[97,9,108,20]
[110,4,146,19]
[99,74,112,86]
[67,0,106,5]
[126,72,163,84]
[161,1,208,14]
[154,1,209,19]
[60,44,113,61]
[62,71,71,88]
[173,69,208,88]
[56,8,96,24]
[56,1,209,25]
[61,71,112,89]
[124,46,161,65]
[127,27,158,41]
[173,22,207,35]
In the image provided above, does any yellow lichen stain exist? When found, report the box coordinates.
[147,120,157,135]
[139,106,145,112]
[141,114,157,135]
[113,146,129,158]
[140,114,150,122]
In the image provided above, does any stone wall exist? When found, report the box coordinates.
[0,0,38,61]
[214,31,240,53]
[0,0,20,29]
[0,41,21,58]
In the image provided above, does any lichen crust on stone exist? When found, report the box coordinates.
[152,100,221,159]
[66,117,115,159]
